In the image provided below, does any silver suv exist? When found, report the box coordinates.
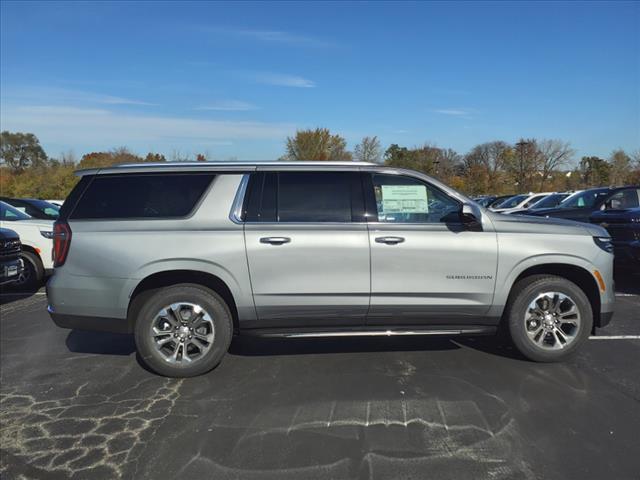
[47,162,615,377]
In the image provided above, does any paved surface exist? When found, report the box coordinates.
[1,274,639,480]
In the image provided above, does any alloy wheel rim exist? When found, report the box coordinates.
[524,291,581,350]
[151,302,215,364]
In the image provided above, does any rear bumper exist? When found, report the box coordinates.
[48,305,131,334]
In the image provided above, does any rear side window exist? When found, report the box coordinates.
[70,173,214,220]
[244,171,365,223]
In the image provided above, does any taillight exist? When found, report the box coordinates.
[53,222,72,267]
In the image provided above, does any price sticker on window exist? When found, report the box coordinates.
[381,185,428,213]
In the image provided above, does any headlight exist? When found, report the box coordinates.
[40,231,54,239]
[593,236,614,253]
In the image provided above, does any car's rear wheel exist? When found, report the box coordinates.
[505,274,592,362]
[134,283,233,377]
[14,251,44,291]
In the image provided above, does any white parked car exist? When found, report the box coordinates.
[0,201,54,289]
[491,192,554,214]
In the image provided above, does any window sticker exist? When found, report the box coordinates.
[381,185,428,214]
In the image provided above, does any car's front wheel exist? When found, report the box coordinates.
[14,251,44,291]
[134,284,233,377]
[505,274,593,362]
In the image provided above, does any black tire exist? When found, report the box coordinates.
[13,251,44,291]
[134,283,233,377]
[505,274,592,362]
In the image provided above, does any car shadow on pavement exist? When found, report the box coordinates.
[65,329,136,356]
[0,287,40,305]
[229,335,461,357]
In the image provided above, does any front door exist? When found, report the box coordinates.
[365,172,498,326]
[244,170,370,329]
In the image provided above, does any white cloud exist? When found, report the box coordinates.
[0,105,295,146]
[205,27,332,48]
[2,86,157,106]
[253,72,316,88]
[434,109,471,116]
[195,100,258,111]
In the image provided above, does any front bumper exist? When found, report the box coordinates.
[0,258,24,286]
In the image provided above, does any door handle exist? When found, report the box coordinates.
[260,236,291,245]
[375,236,405,245]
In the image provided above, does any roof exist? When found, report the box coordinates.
[75,161,377,176]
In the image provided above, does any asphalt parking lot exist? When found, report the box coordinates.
[1,274,639,480]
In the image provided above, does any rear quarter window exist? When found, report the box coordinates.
[70,173,215,220]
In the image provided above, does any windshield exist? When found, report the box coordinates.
[530,193,569,209]
[30,199,60,218]
[558,189,610,209]
[495,194,528,209]
[0,201,32,221]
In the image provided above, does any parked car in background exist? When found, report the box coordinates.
[0,201,54,289]
[45,200,65,207]
[590,191,640,271]
[47,161,614,377]
[0,197,60,220]
[486,195,515,209]
[473,195,498,208]
[530,186,640,223]
[0,228,24,288]
[509,192,573,215]
[491,192,553,213]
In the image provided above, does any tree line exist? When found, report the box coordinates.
[1,129,638,200]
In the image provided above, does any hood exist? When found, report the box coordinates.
[488,211,607,236]
[0,227,20,240]
[526,206,576,217]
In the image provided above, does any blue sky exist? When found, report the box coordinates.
[1,1,638,161]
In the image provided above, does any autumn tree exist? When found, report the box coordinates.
[504,139,540,192]
[463,141,512,194]
[283,128,352,161]
[353,136,382,163]
[0,131,48,172]
[536,140,574,190]
[608,149,632,186]
[78,147,143,169]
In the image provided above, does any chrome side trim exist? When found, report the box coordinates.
[229,174,251,224]
[257,328,494,338]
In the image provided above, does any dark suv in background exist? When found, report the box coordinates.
[591,189,640,271]
[0,228,24,287]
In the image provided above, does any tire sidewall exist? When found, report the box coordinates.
[134,284,232,377]
[15,251,43,291]
[508,277,593,362]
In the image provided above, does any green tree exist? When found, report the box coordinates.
[353,136,382,163]
[0,131,48,172]
[579,156,610,187]
[283,128,352,161]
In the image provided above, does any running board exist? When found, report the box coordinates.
[245,326,496,338]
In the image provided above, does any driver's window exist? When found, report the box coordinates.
[605,189,640,210]
[372,174,460,223]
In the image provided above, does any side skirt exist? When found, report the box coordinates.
[241,325,497,338]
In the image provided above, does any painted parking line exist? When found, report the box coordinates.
[589,335,640,340]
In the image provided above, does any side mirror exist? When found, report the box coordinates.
[461,203,483,231]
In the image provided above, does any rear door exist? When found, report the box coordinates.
[243,170,370,329]
[365,172,498,326]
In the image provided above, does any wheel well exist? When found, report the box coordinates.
[19,245,44,268]
[127,270,239,334]
[512,263,601,330]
